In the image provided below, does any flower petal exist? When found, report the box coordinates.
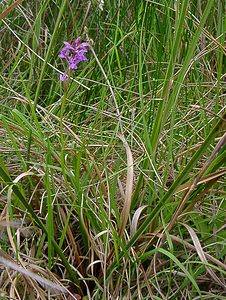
[63,41,74,50]
[72,37,81,47]
[59,73,68,81]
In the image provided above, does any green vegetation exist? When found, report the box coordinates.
[0,0,225,299]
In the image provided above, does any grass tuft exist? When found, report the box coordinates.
[0,0,225,299]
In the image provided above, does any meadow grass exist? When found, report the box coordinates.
[0,0,225,299]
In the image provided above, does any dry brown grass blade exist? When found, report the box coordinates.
[5,202,17,256]
[80,1,91,34]
[182,223,226,289]
[182,172,225,216]
[118,134,134,237]
[0,0,25,20]
[0,253,67,294]
[13,171,35,183]
[175,169,226,194]
[130,205,148,237]
[0,251,80,299]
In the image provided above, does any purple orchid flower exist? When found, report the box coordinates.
[59,37,90,81]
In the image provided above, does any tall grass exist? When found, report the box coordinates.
[0,0,225,299]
